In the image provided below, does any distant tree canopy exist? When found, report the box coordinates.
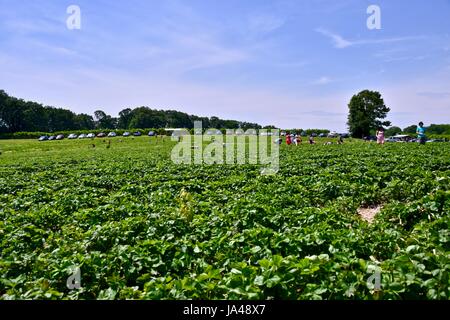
[0,90,266,133]
[385,126,402,137]
[403,125,418,135]
[347,90,391,138]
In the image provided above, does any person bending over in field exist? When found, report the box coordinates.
[286,133,292,145]
[417,122,427,145]
[337,135,344,145]
[376,127,385,145]
[309,135,316,145]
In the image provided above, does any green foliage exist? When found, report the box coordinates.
[0,138,449,300]
[385,126,402,137]
[347,90,391,138]
[0,90,263,135]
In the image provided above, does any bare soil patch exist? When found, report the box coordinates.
[358,205,382,224]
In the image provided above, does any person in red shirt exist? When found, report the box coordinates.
[286,133,292,145]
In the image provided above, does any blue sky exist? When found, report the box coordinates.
[0,0,449,131]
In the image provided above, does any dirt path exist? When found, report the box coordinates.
[357,205,382,224]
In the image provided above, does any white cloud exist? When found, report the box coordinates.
[316,28,423,49]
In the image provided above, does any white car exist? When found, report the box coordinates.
[108,132,117,137]
[328,132,339,138]
[87,133,95,138]
[78,134,87,139]
[68,133,78,139]
[123,132,131,137]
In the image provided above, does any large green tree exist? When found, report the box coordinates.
[347,90,391,138]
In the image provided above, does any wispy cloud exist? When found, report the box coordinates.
[417,91,450,99]
[315,28,352,48]
[248,14,285,33]
[312,76,332,85]
[316,28,423,49]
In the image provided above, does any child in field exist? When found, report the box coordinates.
[376,128,385,145]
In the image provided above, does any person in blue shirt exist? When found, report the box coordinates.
[416,122,426,144]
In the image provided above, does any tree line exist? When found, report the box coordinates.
[0,90,265,134]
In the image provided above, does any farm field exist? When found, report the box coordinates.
[0,137,449,300]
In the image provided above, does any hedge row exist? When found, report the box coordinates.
[0,128,268,140]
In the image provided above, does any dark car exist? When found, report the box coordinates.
[311,133,318,137]
[364,135,377,142]
[38,136,49,141]
[48,136,56,141]
[97,132,107,138]
[148,131,155,136]
[340,133,350,138]
[133,131,142,136]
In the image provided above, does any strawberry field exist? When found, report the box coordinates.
[0,138,449,299]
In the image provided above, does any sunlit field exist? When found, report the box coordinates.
[0,137,449,299]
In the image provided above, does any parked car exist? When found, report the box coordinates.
[78,134,87,139]
[311,133,318,137]
[123,132,131,137]
[107,132,117,137]
[56,134,64,140]
[48,136,56,141]
[339,133,350,138]
[133,131,142,136]
[38,135,49,141]
[206,129,222,135]
[148,131,156,136]
[327,132,338,138]
[364,135,377,142]
[386,137,398,143]
[427,139,445,143]
[388,134,412,143]
[68,133,78,139]
[300,131,307,137]
[97,132,107,138]
[87,133,95,138]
